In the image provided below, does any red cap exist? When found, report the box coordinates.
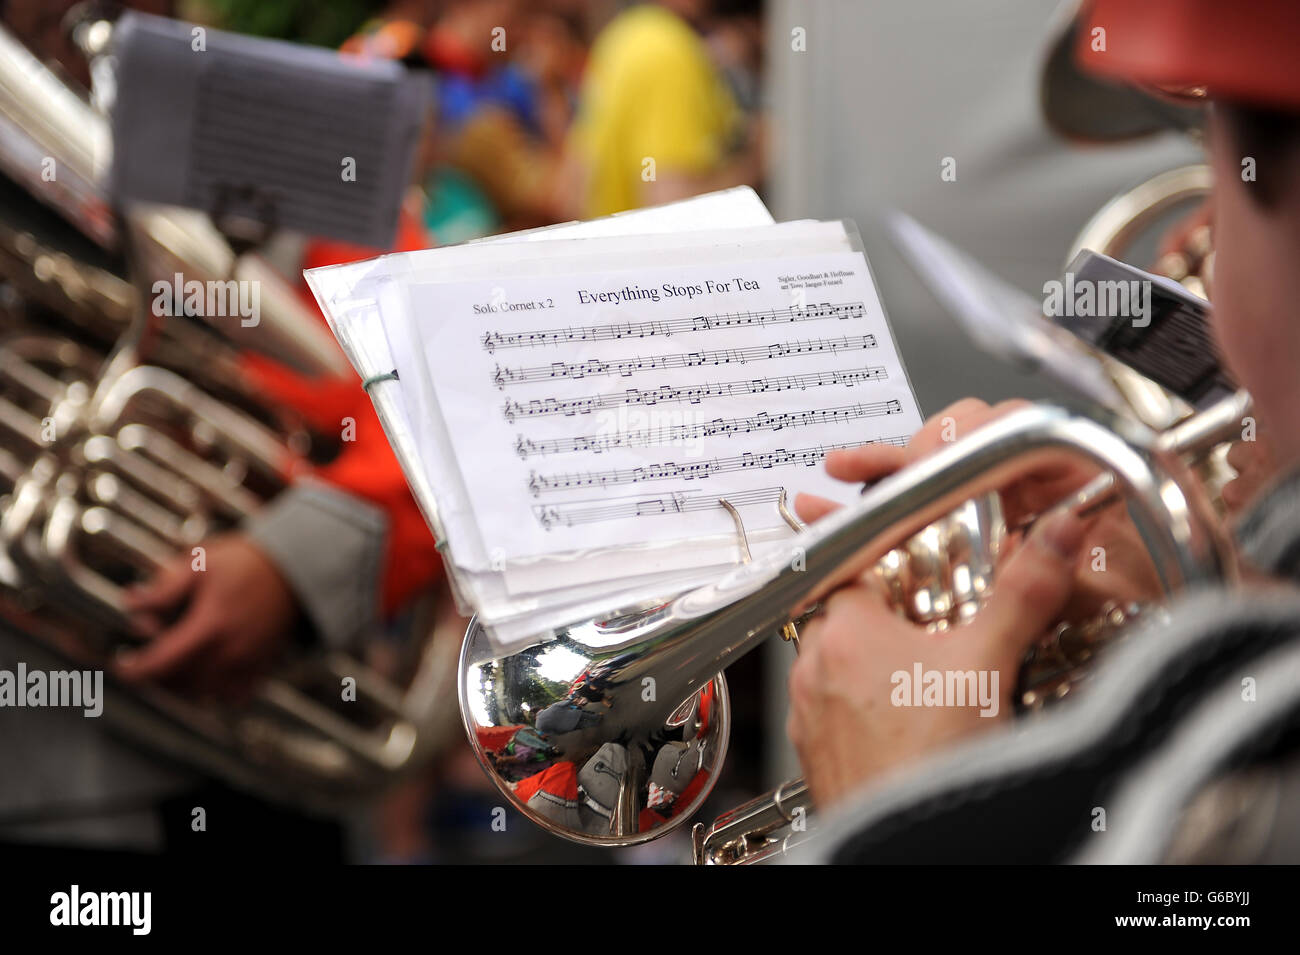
[1077,0,1300,110]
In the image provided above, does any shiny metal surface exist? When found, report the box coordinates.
[461,616,729,845]
[0,21,456,806]
[462,402,1233,847]
[0,328,457,805]
[0,21,112,245]
[693,776,810,865]
[870,493,1003,632]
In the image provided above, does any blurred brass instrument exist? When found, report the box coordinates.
[1068,164,1217,433]
[461,167,1247,862]
[0,21,456,806]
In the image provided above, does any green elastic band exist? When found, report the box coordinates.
[362,370,399,391]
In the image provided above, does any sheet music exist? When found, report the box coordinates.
[409,249,923,564]
[312,189,936,645]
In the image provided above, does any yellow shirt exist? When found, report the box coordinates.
[568,5,741,218]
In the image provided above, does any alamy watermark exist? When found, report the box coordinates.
[1043,272,1151,328]
[50,885,150,935]
[0,663,103,717]
[891,663,1000,717]
[151,272,260,327]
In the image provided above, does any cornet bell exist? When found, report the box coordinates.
[460,613,730,844]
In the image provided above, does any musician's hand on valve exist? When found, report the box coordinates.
[787,509,1093,808]
[116,534,302,700]
[796,399,1086,523]
[796,397,1164,614]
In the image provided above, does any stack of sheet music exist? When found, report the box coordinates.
[306,188,923,653]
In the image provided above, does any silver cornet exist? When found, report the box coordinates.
[690,163,1232,864]
[460,396,1241,855]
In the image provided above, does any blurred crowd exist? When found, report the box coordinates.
[285,0,762,239]
[7,0,766,237]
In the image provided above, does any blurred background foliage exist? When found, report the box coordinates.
[182,0,385,48]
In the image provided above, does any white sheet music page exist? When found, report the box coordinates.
[411,249,923,565]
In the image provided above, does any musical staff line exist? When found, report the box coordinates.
[481,301,865,353]
[527,436,909,496]
[492,334,878,389]
[503,365,889,422]
[533,486,791,530]
[514,398,904,458]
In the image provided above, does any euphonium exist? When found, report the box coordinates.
[0,329,460,806]
[0,19,459,807]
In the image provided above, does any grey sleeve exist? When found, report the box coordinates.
[1236,470,1300,578]
[243,479,388,652]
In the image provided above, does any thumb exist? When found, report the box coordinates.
[979,509,1092,663]
[824,444,906,484]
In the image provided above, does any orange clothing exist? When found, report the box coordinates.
[240,207,442,617]
[515,762,580,804]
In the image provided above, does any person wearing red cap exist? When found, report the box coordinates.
[786,0,1300,862]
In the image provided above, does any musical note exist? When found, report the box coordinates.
[514,399,903,458]
[527,436,909,496]
[502,366,889,421]
[491,335,878,388]
[534,486,790,530]
[481,301,865,352]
